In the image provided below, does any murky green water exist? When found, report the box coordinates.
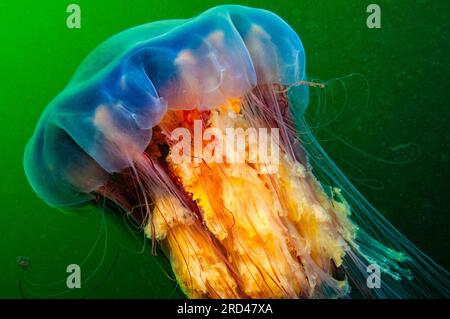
[0,0,448,298]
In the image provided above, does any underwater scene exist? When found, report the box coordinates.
[0,0,449,299]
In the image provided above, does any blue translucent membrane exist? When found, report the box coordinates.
[24,5,308,207]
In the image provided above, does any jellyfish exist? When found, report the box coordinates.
[24,5,449,298]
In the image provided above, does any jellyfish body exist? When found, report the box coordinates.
[24,5,449,298]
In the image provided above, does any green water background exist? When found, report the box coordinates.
[0,0,448,298]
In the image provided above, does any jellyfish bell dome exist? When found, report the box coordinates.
[24,5,309,208]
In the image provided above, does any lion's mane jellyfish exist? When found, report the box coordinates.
[24,5,449,298]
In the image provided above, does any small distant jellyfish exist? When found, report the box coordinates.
[17,256,30,270]
[24,5,449,298]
